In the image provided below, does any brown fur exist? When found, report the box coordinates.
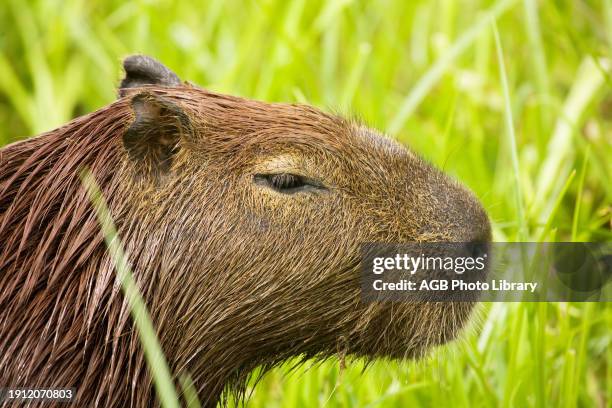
[0,78,490,406]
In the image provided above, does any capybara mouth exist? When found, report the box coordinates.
[344,295,478,361]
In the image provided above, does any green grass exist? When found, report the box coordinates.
[1,0,611,407]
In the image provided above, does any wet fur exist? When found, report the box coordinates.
[0,82,489,406]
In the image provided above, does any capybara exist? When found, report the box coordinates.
[0,55,491,407]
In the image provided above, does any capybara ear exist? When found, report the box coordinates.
[123,92,192,180]
[119,55,181,97]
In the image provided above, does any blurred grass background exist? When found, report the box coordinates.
[0,0,611,406]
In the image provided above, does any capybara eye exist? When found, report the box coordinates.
[254,173,325,194]
[270,173,302,189]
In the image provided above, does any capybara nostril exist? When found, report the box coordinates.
[469,240,489,259]
[466,212,492,259]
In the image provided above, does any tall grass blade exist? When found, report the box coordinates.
[387,0,518,134]
[179,373,202,408]
[493,20,527,240]
[522,0,550,126]
[80,168,180,408]
[534,57,609,216]
[571,146,590,241]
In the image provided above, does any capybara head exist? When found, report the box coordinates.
[0,55,490,407]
